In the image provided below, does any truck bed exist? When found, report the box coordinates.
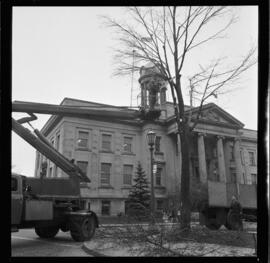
[25,177,80,199]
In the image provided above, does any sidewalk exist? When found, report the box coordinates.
[83,222,257,257]
[83,238,256,257]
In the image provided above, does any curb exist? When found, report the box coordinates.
[81,243,108,257]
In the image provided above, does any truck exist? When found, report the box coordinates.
[11,100,161,241]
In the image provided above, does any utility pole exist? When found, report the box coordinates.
[130,50,135,107]
[188,79,194,124]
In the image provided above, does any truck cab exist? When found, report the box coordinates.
[11,174,23,227]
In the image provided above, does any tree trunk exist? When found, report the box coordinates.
[173,80,192,230]
[179,123,191,229]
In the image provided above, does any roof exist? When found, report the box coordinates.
[40,98,252,136]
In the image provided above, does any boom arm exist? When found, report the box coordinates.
[12,117,90,182]
[12,101,142,120]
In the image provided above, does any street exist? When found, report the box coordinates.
[11,229,91,257]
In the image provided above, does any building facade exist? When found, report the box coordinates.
[34,69,257,217]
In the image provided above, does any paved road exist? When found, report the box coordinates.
[11,229,92,257]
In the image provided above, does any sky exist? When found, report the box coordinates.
[11,6,258,176]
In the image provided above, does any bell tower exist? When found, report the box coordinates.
[138,62,167,120]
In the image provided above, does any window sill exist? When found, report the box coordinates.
[98,185,114,189]
[76,147,91,152]
[100,150,114,154]
[121,152,136,156]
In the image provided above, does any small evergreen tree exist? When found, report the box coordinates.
[126,162,150,218]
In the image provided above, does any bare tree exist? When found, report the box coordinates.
[103,6,257,230]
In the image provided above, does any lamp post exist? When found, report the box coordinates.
[147,130,156,215]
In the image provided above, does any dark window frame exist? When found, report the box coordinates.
[77,130,89,149]
[123,136,132,153]
[123,164,133,185]
[248,151,256,166]
[77,161,88,175]
[101,200,111,216]
[101,163,111,186]
[11,178,18,191]
[101,134,112,151]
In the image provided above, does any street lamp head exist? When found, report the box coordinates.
[147,130,156,146]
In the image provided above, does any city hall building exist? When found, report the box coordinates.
[34,66,257,217]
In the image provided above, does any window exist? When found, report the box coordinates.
[77,161,88,175]
[49,167,53,178]
[123,165,133,185]
[156,167,162,186]
[156,200,163,211]
[102,134,112,151]
[55,167,58,178]
[248,152,256,166]
[101,163,111,185]
[240,150,244,165]
[77,131,89,148]
[251,174,257,184]
[123,137,132,153]
[230,167,237,183]
[155,136,161,153]
[56,133,60,151]
[101,201,111,216]
[124,201,129,215]
[230,145,235,161]
[11,178,18,191]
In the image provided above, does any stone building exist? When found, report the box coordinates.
[34,66,257,217]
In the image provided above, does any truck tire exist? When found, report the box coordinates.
[35,226,59,239]
[69,215,96,242]
[226,210,243,231]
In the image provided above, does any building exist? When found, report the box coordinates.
[34,66,257,217]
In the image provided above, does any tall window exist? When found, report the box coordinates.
[229,145,235,161]
[77,161,88,175]
[230,167,237,183]
[56,133,60,151]
[49,167,53,178]
[102,134,112,151]
[156,167,162,186]
[251,174,257,184]
[123,165,133,185]
[77,131,89,148]
[123,137,132,153]
[155,136,161,153]
[240,150,244,165]
[101,201,111,216]
[101,163,111,185]
[248,152,256,166]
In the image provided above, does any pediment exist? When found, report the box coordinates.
[189,103,244,128]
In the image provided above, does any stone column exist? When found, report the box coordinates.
[233,138,244,184]
[217,136,227,183]
[197,133,207,183]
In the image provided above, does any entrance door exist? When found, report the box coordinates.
[11,176,23,225]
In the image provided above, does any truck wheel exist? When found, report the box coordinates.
[70,215,96,242]
[35,226,59,239]
[226,211,243,230]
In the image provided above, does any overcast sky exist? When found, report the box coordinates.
[12,6,258,176]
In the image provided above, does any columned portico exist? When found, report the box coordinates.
[197,133,207,183]
[216,136,226,183]
[233,138,245,184]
